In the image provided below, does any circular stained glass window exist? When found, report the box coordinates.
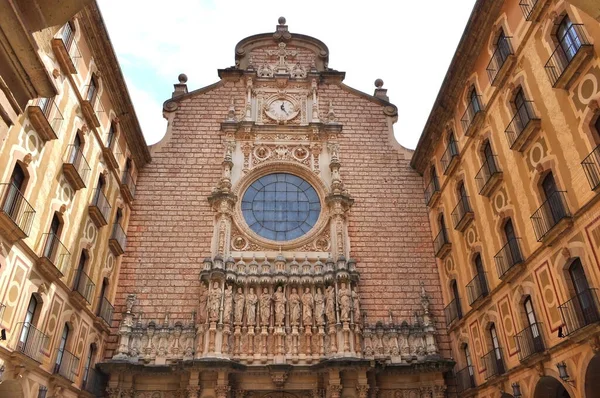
[241,173,321,241]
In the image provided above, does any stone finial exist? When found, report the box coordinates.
[374,79,389,102]
[274,16,291,41]
[278,16,286,25]
[172,73,188,98]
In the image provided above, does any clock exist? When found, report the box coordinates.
[265,98,299,122]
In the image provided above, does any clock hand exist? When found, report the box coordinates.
[280,102,288,115]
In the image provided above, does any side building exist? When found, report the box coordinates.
[412,1,600,397]
[0,1,150,397]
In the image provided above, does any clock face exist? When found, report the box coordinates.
[266,98,298,121]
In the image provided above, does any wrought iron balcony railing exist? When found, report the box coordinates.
[27,97,64,142]
[482,347,506,379]
[424,177,440,206]
[121,170,137,203]
[558,288,600,336]
[461,95,484,136]
[487,36,514,85]
[545,24,593,88]
[475,156,502,195]
[515,322,545,361]
[39,232,70,276]
[444,298,462,326]
[582,145,600,191]
[455,365,476,393]
[494,238,524,279]
[467,273,489,305]
[0,183,35,239]
[433,228,451,258]
[451,196,473,231]
[109,223,127,256]
[63,144,90,190]
[89,188,111,227]
[15,322,48,362]
[73,269,95,305]
[53,348,80,382]
[83,367,107,396]
[51,26,82,74]
[530,191,571,241]
[441,140,459,175]
[98,297,115,326]
[505,100,541,150]
[519,0,545,21]
[82,85,105,128]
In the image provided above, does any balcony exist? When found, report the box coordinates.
[487,36,515,86]
[26,98,64,142]
[120,170,136,204]
[89,188,111,228]
[38,232,70,279]
[530,191,572,243]
[71,269,95,307]
[441,140,460,175]
[494,238,524,280]
[466,273,489,306]
[461,96,485,137]
[505,100,541,152]
[97,297,115,326]
[53,348,80,383]
[515,322,546,362]
[482,347,506,379]
[51,34,81,74]
[582,145,600,191]
[83,368,107,396]
[0,183,35,243]
[455,366,476,393]
[545,24,593,89]
[475,156,503,197]
[63,145,90,191]
[433,229,451,259]
[424,177,440,207]
[558,288,600,336]
[444,298,462,326]
[451,196,474,232]
[81,86,105,128]
[519,0,547,21]
[14,322,48,363]
[109,223,126,256]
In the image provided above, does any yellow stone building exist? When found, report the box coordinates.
[0,1,149,397]
[411,0,600,397]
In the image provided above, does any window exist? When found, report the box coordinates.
[61,21,75,51]
[429,166,439,190]
[241,173,321,241]
[43,214,62,258]
[524,297,541,337]
[569,258,598,324]
[451,280,462,319]
[470,89,481,114]
[557,15,581,62]
[107,123,116,148]
[68,132,83,165]
[474,254,489,296]
[481,140,498,174]
[54,324,70,372]
[464,345,473,373]
[93,174,105,205]
[541,172,566,222]
[448,131,458,153]
[504,218,522,263]
[496,29,511,64]
[18,295,38,347]
[74,250,87,290]
[489,324,503,366]
[2,163,27,216]
[86,75,98,103]
[82,344,96,388]
[97,278,109,315]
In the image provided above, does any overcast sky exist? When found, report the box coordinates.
[98,0,476,149]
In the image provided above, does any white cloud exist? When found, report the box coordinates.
[99,0,476,149]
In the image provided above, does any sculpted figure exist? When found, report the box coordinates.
[234,287,245,324]
[198,283,209,323]
[259,287,272,326]
[314,287,325,325]
[223,285,233,323]
[289,288,301,325]
[274,286,287,326]
[301,287,314,326]
[325,285,336,324]
[338,282,351,321]
[246,287,258,325]
[208,282,222,322]
[352,287,361,323]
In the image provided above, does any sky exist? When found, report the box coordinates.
[98,0,477,149]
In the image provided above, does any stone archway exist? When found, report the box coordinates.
[533,376,571,398]
[585,353,600,398]
[0,379,25,398]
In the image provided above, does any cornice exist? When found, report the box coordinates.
[79,2,151,166]
[410,0,503,174]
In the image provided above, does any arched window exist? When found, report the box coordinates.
[470,88,481,114]
[439,214,448,242]
[43,213,62,259]
[115,208,122,226]
[18,295,39,349]
[54,324,70,372]
[481,140,498,174]
[557,15,581,62]
[523,297,543,349]
[474,254,489,297]
[86,75,98,103]
[106,122,116,149]
[61,21,76,51]
[82,343,96,389]
[3,163,27,219]
[429,166,439,190]
[504,218,523,265]
[568,258,597,321]
[496,29,511,64]
[448,130,459,156]
[489,323,503,365]
[73,250,88,292]
[68,131,83,166]
[541,172,566,222]
[97,277,109,316]
[451,279,462,319]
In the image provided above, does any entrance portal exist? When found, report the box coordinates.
[533,376,570,398]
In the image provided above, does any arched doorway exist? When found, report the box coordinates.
[585,353,600,398]
[534,376,570,398]
[0,379,25,398]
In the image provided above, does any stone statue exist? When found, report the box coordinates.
[325,286,336,324]
[208,282,222,322]
[223,285,233,323]
[198,283,209,323]
[314,287,325,325]
[301,287,314,326]
[352,287,361,323]
[259,287,272,326]
[289,288,301,325]
[246,287,258,326]
[338,282,351,322]
[274,286,287,326]
[234,287,245,324]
